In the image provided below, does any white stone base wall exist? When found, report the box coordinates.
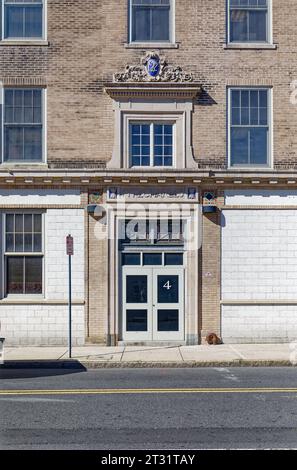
[0,190,85,346]
[0,305,85,346]
[222,191,297,343]
[222,305,297,344]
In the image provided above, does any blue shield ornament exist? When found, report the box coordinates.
[147,57,160,77]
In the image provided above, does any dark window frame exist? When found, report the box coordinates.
[4,212,44,296]
[229,87,271,168]
[129,0,172,43]
[2,0,44,40]
[228,0,270,44]
[2,87,44,163]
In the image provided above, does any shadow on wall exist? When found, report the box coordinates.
[195,88,218,106]
[204,211,225,227]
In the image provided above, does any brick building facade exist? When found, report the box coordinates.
[1,0,297,345]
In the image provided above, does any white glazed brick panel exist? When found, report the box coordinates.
[222,210,297,300]
[45,209,85,300]
[0,305,85,346]
[225,190,297,206]
[0,189,81,205]
[222,305,297,343]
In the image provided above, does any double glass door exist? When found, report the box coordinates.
[122,267,184,341]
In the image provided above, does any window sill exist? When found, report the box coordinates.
[224,43,277,50]
[228,167,274,171]
[0,40,49,46]
[0,163,48,168]
[0,298,85,305]
[125,42,179,49]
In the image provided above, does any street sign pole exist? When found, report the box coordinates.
[66,235,74,359]
[69,252,72,358]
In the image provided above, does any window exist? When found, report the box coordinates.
[4,213,43,295]
[130,0,171,43]
[2,0,44,39]
[229,88,271,167]
[2,88,44,163]
[130,122,174,167]
[228,0,270,43]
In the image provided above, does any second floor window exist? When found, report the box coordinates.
[130,0,171,43]
[2,0,44,39]
[229,0,269,43]
[130,122,174,167]
[2,88,44,163]
[229,88,271,167]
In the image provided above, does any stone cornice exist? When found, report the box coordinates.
[104,82,201,100]
[1,168,297,187]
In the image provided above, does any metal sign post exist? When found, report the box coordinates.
[66,235,74,358]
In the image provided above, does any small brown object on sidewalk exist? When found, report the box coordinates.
[206,333,222,345]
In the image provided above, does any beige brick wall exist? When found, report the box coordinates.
[0,1,295,169]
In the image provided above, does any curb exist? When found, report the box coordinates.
[1,359,296,369]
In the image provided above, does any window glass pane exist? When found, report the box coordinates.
[25,256,42,294]
[33,233,42,252]
[34,214,42,233]
[250,127,268,164]
[126,275,148,303]
[158,309,179,332]
[4,127,23,161]
[231,128,249,165]
[132,7,150,41]
[249,10,267,41]
[6,234,14,252]
[7,256,24,294]
[143,253,162,265]
[25,6,43,38]
[122,253,141,266]
[4,4,43,39]
[24,214,33,233]
[5,6,23,38]
[164,253,183,265]
[6,214,14,233]
[230,10,248,42]
[126,310,147,332]
[24,233,33,252]
[158,275,179,303]
[15,214,23,232]
[151,7,169,41]
[24,126,42,160]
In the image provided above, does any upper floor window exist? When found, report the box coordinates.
[2,88,44,163]
[229,88,271,167]
[130,0,172,43]
[4,212,43,295]
[130,122,174,167]
[1,0,44,40]
[228,0,270,43]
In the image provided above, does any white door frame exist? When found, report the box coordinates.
[122,265,184,341]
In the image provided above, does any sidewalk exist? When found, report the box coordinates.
[1,343,296,368]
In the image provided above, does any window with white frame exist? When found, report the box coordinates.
[228,0,270,43]
[130,122,174,167]
[229,88,271,167]
[2,88,44,163]
[130,0,172,43]
[1,0,44,40]
[4,213,43,295]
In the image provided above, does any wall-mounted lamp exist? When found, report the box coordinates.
[87,204,105,218]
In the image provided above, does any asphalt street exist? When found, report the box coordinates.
[1,367,297,449]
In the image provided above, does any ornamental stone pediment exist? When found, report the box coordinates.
[113,52,193,83]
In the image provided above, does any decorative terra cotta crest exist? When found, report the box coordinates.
[113,52,193,83]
